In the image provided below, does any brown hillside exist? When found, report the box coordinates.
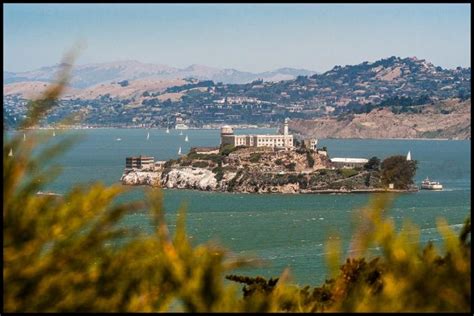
[290,99,471,140]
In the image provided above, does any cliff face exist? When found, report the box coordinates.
[290,99,471,140]
[162,168,219,191]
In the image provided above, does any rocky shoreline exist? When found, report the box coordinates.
[120,169,418,194]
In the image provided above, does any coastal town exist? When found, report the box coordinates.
[4,56,470,131]
[121,119,419,194]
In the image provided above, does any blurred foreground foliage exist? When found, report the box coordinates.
[3,53,471,312]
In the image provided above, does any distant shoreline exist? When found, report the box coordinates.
[7,127,466,140]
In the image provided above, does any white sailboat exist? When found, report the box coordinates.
[179,131,183,136]
[23,133,26,141]
[406,151,411,161]
[184,135,189,142]
[178,146,182,155]
[8,148,13,157]
[53,131,56,137]
[147,132,150,140]
[166,127,170,134]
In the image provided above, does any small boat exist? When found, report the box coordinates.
[8,148,13,157]
[178,146,182,155]
[175,123,189,130]
[147,132,150,140]
[23,133,26,141]
[406,151,411,161]
[36,191,62,197]
[185,135,189,142]
[116,138,122,141]
[420,177,443,190]
[53,131,56,137]
[179,131,183,136]
[166,127,170,134]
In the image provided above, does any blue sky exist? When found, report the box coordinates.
[3,4,471,73]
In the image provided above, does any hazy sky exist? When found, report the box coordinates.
[4,4,471,73]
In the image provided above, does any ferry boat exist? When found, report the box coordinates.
[420,177,443,190]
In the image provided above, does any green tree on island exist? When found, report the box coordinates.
[380,155,417,189]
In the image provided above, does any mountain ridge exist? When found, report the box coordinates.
[4,60,317,88]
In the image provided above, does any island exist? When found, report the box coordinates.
[121,120,418,194]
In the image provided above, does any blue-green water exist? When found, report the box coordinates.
[7,129,471,286]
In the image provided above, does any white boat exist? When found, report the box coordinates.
[53,131,56,137]
[23,133,26,141]
[175,123,189,130]
[179,131,183,136]
[116,138,122,141]
[147,132,150,140]
[166,127,170,134]
[178,146,182,155]
[406,151,411,161]
[8,148,13,157]
[185,135,189,142]
[420,177,443,190]
[36,191,61,197]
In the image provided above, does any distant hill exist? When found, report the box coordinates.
[3,77,188,100]
[3,56,470,130]
[289,98,471,140]
[3,60,317,88]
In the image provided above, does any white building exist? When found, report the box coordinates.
[220,118,293,150]
[330,157,369,169]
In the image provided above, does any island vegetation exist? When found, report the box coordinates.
[123,143,418,194]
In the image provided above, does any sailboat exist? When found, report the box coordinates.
[179,131,183,136]
[406,151,411,161]
[178,146,182,155]
[185,135,189,142]
[147,132,150,140]
[8,148,13,157]
[23,133,26,141]
[166,127,170,134]
[53,131,56,137]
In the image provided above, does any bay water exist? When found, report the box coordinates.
[7,128,471,286]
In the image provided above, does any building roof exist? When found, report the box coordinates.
[126,156,154,160]
[192,146,219,151]
[330,157,368,163]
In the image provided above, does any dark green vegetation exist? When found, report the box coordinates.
[4,54,470,312]
[219,144,238,156]
[249,153,262,163]
[306,150,315,168]
[364,156,381,171]
[380,156,417,189]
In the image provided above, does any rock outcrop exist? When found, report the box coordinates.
[120,170,161,187]
[162,167,218,191]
